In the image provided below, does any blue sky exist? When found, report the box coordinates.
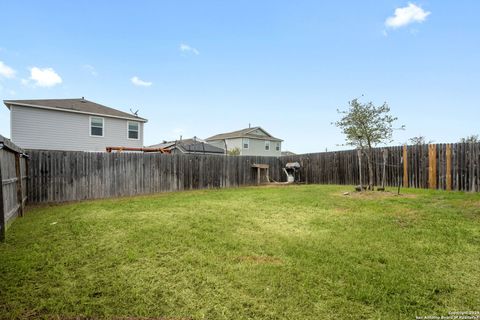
[0,1,479,153]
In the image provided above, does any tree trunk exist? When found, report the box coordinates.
[357,149,363,190]
[366,148,374,190]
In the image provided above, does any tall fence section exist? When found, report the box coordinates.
[281,143,480,192]
[26,150,282,204]
[0,136,27,240]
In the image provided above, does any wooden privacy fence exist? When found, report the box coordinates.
[27,150,282,204]
[281,143,480,192]
[15,142,480,206]
[0,136,28,240]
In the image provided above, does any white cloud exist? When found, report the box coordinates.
[131,76,152,87]
[83,64,98,76]
[0,61,16,78]
[385,3,431,29]
[29,67,62,87]
[179,43,199,55]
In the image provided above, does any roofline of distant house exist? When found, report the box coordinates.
[207,135,283,142]
[206,126,283,142]
[3,101,148,123]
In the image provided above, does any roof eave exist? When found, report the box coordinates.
[3,100,148,123]
[207,135,283,142]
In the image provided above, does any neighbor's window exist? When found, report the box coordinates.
[128,121,139,140]
[276,142,281,151]
[265,140,270,151]
[90,117,104,137]
[243,138,249,149]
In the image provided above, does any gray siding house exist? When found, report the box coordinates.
[4,98,147,152]
[206,126,282,156]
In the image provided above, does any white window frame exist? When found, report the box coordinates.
[243,138,249,149]
[127,121,140,140]
[265,140,270,151]
[276,142,281,151]
[89,116,104,137]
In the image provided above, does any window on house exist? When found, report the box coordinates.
[243,138,249,149]
[265,140,270,151]
[90,117,104,137]
[276,142,281,151]
[128,122,139,140]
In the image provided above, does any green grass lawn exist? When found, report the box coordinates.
[1,185,479,320]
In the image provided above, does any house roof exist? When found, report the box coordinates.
[206,126,283,142]
[3,98,148,122]
[149,138,225,154]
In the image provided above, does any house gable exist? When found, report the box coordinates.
[206,126,282,142]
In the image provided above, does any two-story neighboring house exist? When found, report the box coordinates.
[206,126,282,156]
[4,98,147,151]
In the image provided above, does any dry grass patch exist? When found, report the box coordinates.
[236,256,283,265]
[336,190,418,199]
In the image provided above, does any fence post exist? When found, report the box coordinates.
[428,144,437,189]
[0,155,5,241]
[446,144,452,191]
[15,153,24,217]
[403,145,408,188]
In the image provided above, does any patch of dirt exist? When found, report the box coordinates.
[337,191,417,199]
[457,199,480,210]
[236,255,283,265]
[456,200,480,221]
[394,217,414,228]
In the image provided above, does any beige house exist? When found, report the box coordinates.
[206,126,282,156]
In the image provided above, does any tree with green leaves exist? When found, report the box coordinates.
[459,135,479,144]
[335,99,403,190]
[227,147,240,156]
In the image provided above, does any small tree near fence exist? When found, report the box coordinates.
[227,147,240,156]
[409,136,434,145]
[335,98,403,190]
[459,135,479,144]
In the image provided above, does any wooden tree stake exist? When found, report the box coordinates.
[403,145,408,188]
[357,149,363,190]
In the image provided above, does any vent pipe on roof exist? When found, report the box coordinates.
[249,123,251,128]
